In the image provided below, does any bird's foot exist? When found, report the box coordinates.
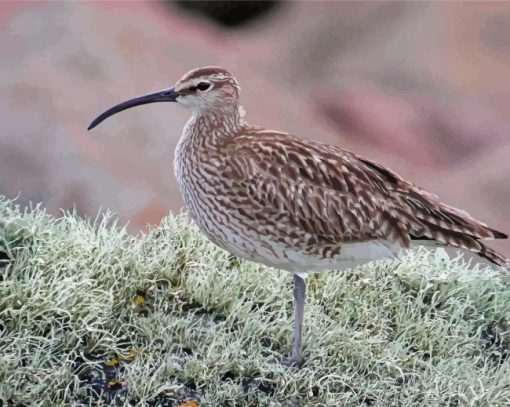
[280,355,304,368]
[269,354,305,368]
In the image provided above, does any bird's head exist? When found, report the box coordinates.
[88,66,240,130]
[174,66,240,112]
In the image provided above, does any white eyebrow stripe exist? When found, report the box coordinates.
[179,75,231,90]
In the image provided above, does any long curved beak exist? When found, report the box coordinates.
[87,87,179,130]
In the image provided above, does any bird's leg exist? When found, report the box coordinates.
[291,273,307,364]
[281,273,307,367]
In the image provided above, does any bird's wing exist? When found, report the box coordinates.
[225,130,508,266]
[226,131,409,246]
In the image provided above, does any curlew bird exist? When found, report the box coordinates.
[89,66,508,366]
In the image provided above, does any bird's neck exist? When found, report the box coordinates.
[174,105,244,184]
[183,104,245,147]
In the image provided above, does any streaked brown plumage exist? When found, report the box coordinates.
[89,66,508,366]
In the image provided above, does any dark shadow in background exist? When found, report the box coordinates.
[172,0,283,28]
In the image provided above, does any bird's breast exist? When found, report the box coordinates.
[174,144,244,249]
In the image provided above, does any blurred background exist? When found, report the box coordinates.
[1,1,509,253]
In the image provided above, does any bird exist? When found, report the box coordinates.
[88,66,509,367]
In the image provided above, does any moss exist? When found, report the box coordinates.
[0,196,509,406]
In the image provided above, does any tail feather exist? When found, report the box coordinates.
[401,194,497,241]
[478,243,509,267]
[408,216,508,268]
[398,190,508,268]
[489,228,508,239]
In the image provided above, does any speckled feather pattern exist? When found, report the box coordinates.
[173,67,509,271]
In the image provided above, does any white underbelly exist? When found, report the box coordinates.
[237,237,405,273]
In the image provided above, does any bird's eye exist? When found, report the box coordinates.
[196,82,211,91]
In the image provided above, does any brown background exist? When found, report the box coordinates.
[1,1,509,254]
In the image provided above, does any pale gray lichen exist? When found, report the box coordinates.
[0,196,508,406]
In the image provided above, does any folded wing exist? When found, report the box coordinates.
[226,131,508,267]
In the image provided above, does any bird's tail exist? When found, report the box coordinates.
[356,156,508,267]
[412,228,509,268]
[400,191,509,268]
[478,241,509,268]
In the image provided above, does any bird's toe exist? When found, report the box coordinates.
[269,354,305,368]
